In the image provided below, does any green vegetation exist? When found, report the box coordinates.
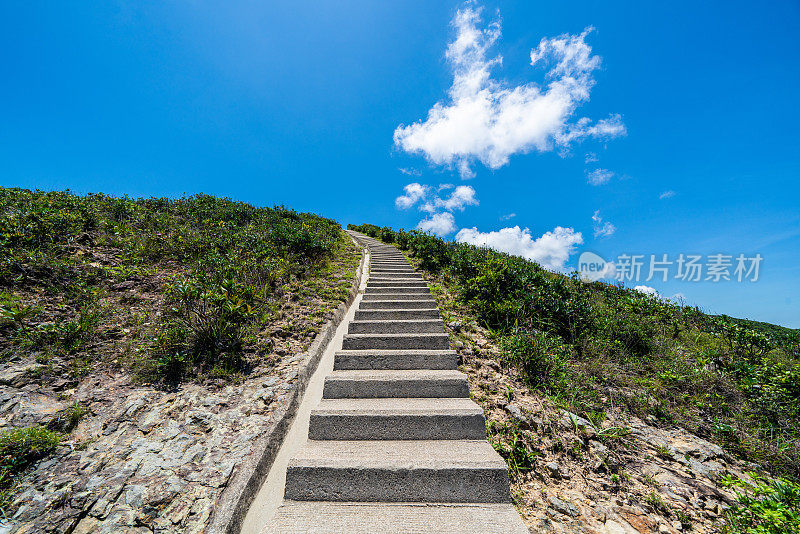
[350,224,800,481]
[722,474,800,534]
[1,188,354,384]
[0,426,60,512]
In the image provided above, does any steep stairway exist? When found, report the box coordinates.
[261,232,527,533]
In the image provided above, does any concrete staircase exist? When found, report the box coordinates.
[261,232,527,533]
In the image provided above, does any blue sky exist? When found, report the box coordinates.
[1,1,799,327]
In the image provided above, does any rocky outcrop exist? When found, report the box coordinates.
[3,251,365,534]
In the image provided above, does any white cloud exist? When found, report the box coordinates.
[500,212,516,220]
[417,212,457,236]
[434,185,478,211]
[592,210,616,238]
[399,167,422,176]
[455,225,583,271]
[397,182,478,234]
[585,152,598,163]
[659,190,676,199]
[587,168,614,186]
[393,6,625,178]
[395,182,430,209]
[397,182,478,213]
[634,285,659,297]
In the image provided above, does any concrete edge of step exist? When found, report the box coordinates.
[208,231,368,534]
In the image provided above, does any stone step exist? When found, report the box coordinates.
[342,332,449,350]
[261,502,528,534]
[369,273,424,280]
[322,369,467,398]
[284,440,510,503]
[367,280,428,288]
[364,287,430,294]
[308,398,486,440]
[362,293,432,301]
[333,349,458,370]
[354,308,439,320]
[358,300,437,309]
[347,319,444,334]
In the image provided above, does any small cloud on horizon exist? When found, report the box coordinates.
[417,212,456,236]
[455,225,583,271]
[634,285,659,297]
[659,190,676,199]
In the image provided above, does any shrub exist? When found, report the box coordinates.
[351,222,800,478]
[722,473,800,534]
[500,329,565,388]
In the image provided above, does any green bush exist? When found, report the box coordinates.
[1,188,347,384]
[500,329,565,388]
[351,223,800,478]
[722,473,800,534]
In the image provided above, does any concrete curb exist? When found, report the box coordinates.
[207,232,366,534]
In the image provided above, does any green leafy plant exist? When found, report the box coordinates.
[0,426,60,513]
[721,473,800,534]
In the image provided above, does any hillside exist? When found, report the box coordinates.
[351,223,800,534]
[0,188,360,532]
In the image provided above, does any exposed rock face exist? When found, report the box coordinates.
[5,352,313,534]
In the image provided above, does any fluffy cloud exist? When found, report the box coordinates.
[500,212,516,220]
[587,168,614,186]
[393,6,625,177]
[659,190,676,199]
[592,210,616,238]
[425,185,478,212]
[417,212,457,236]
[396,183,479,213]
[455,225,583,271]
[634,285,659,297]
[396,182,478,235]
[395,183,429,209]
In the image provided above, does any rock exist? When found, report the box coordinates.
[591,441,610,461]
[658,524,671,534]
[0,362,48,388]
[446,321,463,332]
[111,280,135,291]
[560,410,596,438]
[546,462,562,479]
[548,496,580,517]
[505,404,529,427]
[672,520,683,531]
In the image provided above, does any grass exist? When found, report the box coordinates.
[1,187,355,384]
[0,426,60,513]
[350,223,800,482]
[721,473,800,534]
